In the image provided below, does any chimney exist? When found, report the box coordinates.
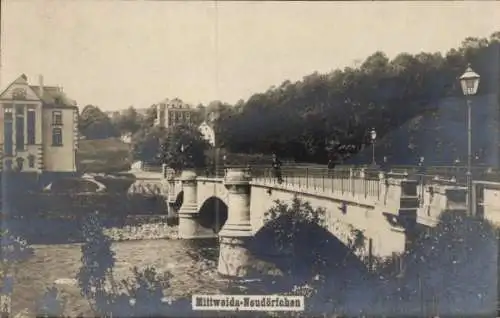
[38,75,44,97]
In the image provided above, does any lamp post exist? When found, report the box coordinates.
[418,156,425,176]
[208,111,220,177]
[417,156,425,204]
[459,64,480,216]
[180,143,185,170]
[370,128,377,166]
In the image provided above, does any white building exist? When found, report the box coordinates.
[120,132,133,144]
[199,121,215,146]
[0,74,79,176]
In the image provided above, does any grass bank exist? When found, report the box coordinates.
[77,138,132,173]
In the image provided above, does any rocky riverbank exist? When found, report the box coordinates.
[103,222,179,241]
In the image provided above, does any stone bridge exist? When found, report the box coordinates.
[160,166,500,277]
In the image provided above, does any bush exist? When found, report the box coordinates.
[76,212,116,315]
[1,229,34,317]
[35,287,67,318]
[371,211,498,316]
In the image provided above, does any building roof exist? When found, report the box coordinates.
[157,97,193,109]
[0,74,77,109]
[29,85,77,108]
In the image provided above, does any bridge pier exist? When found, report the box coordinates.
[217,168,253,277]
[166,175,179,219]
[178,170,200,239]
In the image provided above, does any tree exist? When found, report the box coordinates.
[79,105,119,140]
[117,266,173,317]
[190,104,207,126]
[0,229,34,317]
[76,211,116,315]
[36,286,67,318]
[263,197,327,277]
[141,105,158,129]
[368,211,498,315]
[113,106,142,135]
[131,126,168,164]
[159,123,210,171]
[213,32,500,165]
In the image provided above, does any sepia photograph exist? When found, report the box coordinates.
[1,1,500,317]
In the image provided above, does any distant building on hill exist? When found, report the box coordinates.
[0,74,79,177]
[154,98,195,128]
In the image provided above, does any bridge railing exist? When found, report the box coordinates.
[167,163,500,186]
[249,166,384,199]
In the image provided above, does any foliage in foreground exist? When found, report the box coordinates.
[0,229,69,317]
[75,211,185,317]
[35,287,67,318]
[0,229,34,316]
[76,212,117,312]
[371,211,497,315]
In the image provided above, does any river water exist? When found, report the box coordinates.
[12,236,283,316]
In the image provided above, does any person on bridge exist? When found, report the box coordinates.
[272,153,283,184]
[381,156,389,174]
[327,157,336,177]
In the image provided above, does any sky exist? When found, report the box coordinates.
[1,1,500,111]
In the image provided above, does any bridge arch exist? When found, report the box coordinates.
[197,196,228,233]
[250,213,368,283]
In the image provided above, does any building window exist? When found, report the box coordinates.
[4,159,12,171]
[28,154,35,168]
[52,111,62,125]
[27,108,36,145]
[52,128,63,146]
[3,106,13,120]
[16,105,24,115]
[15,106,25,151]
[3,107,13,156]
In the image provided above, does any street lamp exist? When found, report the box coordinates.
[418,156,425,204]
[418,156,425,176]
[459,64,480,216]
[208,111,221,177]
[180,144,185,170]
[370,128,377,166]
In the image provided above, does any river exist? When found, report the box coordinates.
[12,237,242,316]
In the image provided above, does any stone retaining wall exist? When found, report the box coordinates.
[104,223,178,241]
